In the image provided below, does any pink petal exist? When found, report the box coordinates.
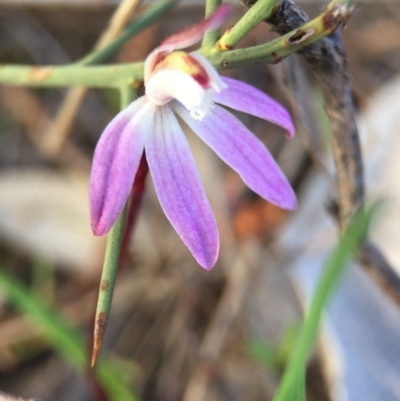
[214,77,295,138]
[90,96,155,236]
[145,105,219,270]
[160,4,230,50]
[144,4,230,81]
[174,103,297,210]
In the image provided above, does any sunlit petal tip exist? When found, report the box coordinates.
[278,186,297,211]
[284,120,295,139]
[90,178,127,237]
[197,242,219,271]
[91,215,112,237]
[215,77,295,138]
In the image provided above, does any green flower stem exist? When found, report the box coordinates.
[273,207,375,401]
[91,205,128,367]
[91,87,136,367]
[78,0,180,66]
[217,0,279,50]
[204,1,349,67]
[0,1,351,88]
[120,84,138,107]
[0,63,143,89]
[201,0,223,49]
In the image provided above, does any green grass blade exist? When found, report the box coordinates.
[273,207,375,401]
[249,338,281,370]
[0,269,85,367]
[78,0,180,66]
[0,268,140,401]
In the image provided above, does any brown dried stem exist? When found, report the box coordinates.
[238,0,400,307]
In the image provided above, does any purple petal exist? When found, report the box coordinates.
[90,96,155,235]
[213,77,295,138]
[174,103,297,210]
[158,4,230,51]
[145,105,219,270]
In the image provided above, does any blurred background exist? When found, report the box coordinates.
[0,0,400,400]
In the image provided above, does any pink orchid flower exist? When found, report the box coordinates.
[90,5,296,270]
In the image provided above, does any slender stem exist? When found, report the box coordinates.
[91,148,148,369]
[0,2,351,89]
[205,3,349,67]
[91,86,137,367]
[78,0,180,66]
[89,0,143,54]
[119,84,138,107]
[201,0,223,49]
[217,0,279,50]
[91,206,127,367]
[0,63,143,88]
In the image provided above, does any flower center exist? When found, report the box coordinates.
[145,51,225,120]
[152,51,211,89]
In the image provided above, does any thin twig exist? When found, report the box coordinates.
[0,391,38,401]
[42,0,143,156]
[202,0,223,48]
[0,87,90,169]
[238,0,400,308]
[359,242,400,309]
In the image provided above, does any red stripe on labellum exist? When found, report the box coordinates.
[183,54,210,88]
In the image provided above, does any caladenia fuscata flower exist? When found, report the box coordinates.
[90,5,297,270]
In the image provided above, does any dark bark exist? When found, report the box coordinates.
[238,0,400,307]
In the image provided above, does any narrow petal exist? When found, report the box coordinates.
[159,4,230,50]
[90,97,155,235]
[144,4,230,81]
[214,77,295,138]
[174,103,297,210]
[145,105,219,269]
